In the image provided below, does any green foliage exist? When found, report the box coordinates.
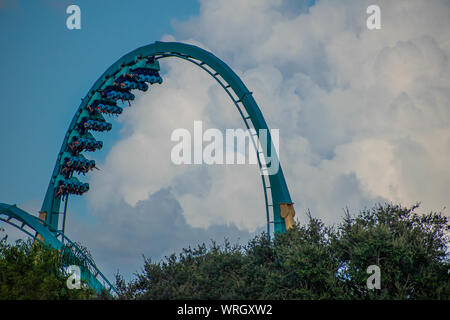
[334,203,450,299]
[116,204,450,300]
[0,232,95,300]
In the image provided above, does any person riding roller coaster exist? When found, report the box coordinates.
[78,118,112,133]
[114,74,149,92]
[68,136,103,154]
[100,84,135,102]
[54,180,90,199]
[61,157,96,176]
[86,99,123,116]
[68,137,81,152]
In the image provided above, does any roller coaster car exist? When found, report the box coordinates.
[133,55,160,71]
[101,85,135,101]
[115,74,141,83]
[130,67,163,84]
[90,97,117,107]
[114,75,149,92]
[87,99,123,116]
[77,117,112,133]
[129,56,162,84]
[54,177,89,198]
[76,110,105,125]
[68,133,103,154]
[85,110,107,122]
[60,153,96,176]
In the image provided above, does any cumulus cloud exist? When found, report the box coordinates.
[94,0,450,223]
[68,189,258,280]
[87,56,267,231]
[76,0,450,278]
[174,0,450,221]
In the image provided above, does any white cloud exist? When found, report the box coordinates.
[88,0,450,237]
[88,53,267,231]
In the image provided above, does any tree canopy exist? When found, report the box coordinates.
[0,231,95,300]
[115,204,450,300]
[1,203,448,299]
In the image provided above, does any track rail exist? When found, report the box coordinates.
[41,41,292,235]
[157,52,275,235]
[2,41,294,294]
[0,203,116,295]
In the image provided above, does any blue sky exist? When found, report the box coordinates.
[0,0,205,279]
[1,0,449,282]
[0,0,199,207]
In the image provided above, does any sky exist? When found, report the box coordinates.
[1,0,450,282]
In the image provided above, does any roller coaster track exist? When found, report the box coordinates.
[1,41,294,295]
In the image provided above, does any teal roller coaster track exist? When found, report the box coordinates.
[0,42,294,295]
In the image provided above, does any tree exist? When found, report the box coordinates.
[333,204,450,299]
[116,203,450,300]
[0,230,95,300]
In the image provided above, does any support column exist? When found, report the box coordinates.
[280,203,295,230]
[36,211,47,242]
